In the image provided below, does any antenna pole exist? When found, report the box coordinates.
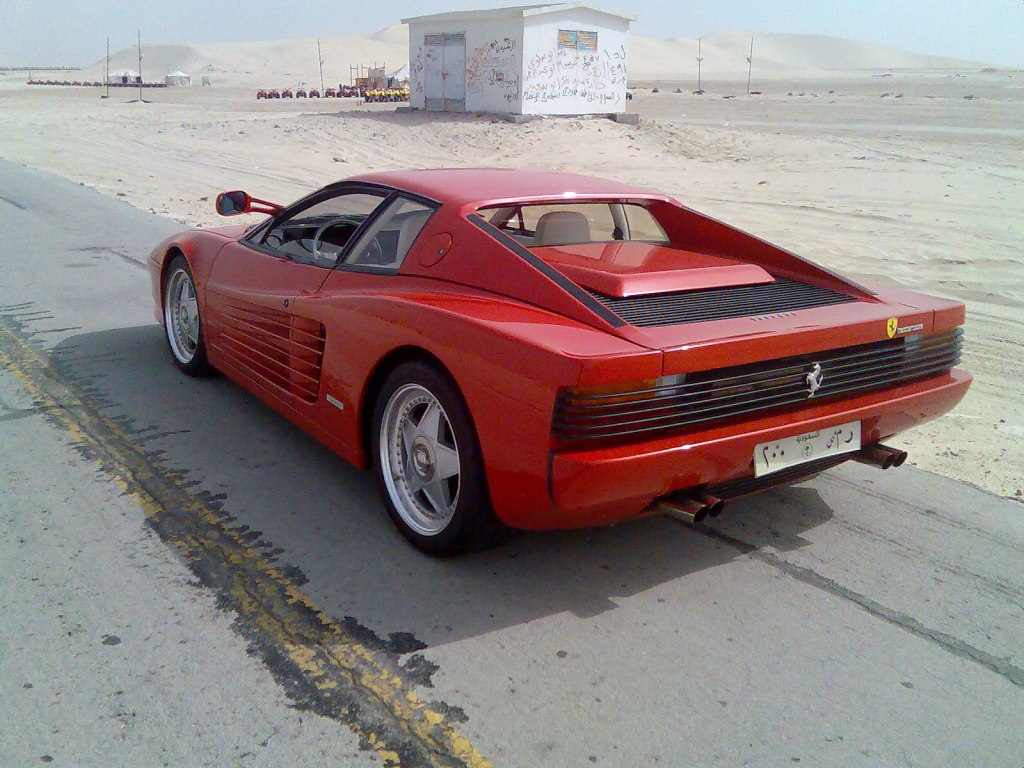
[317,38,325,93]
[746,36,754,96]
[105,36,110,98]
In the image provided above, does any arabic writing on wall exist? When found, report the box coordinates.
[523,43,626,105]
[465,37,521,103]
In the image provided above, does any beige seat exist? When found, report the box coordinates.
[533,211,591,246]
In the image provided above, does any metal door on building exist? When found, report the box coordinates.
[423,33,466,111]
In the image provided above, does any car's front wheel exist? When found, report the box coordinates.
[162,255,210,375]
[372,361,510,555]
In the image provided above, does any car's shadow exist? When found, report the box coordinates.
[52,324,837,647]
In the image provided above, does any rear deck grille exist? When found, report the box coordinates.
[554,328,963,443]
[588,278,858,327]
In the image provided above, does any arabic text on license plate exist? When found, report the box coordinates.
[754,421,861,478]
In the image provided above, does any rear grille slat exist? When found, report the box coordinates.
[556,388,808,437]
[554,329,963,443]
[821,352,961,392]
[590,278,858,327]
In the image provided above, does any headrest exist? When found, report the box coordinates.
[533,211,591,246]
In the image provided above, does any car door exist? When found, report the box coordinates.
[203,187,390,413]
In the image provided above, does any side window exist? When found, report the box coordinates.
[343,197,435,271]
[624,206,669,242]
[257,191,387,268]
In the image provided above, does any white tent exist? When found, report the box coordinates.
[109,68,140,84]
[164,71,191,86]
[388,64,409,85]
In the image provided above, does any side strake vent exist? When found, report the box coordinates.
[216,303,326,403]
[588,278,858,327]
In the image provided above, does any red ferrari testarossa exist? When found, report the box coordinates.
[149,169,970,554]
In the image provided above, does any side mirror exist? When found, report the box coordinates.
[216,190,251,216]
[214,190,284,216]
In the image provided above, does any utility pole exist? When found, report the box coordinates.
[317,38,325,93]
[696,36,704,94]
[746,37,754,96]
[138,29,143,101]
[103,37,110,99]
[130,29,151,103]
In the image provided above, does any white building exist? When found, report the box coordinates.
[402,4,632,116]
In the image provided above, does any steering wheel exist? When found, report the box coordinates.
[313,217,358,266]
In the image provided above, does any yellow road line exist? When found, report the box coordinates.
[0,316,492,768]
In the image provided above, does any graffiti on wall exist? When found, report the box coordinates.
[465,37,521,103]
[523,43,626,105]
[410,46,424,93]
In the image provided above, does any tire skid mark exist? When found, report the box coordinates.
[73,244,147,270]
[0,312,492,768]
[691,524,1024,689]
[0,194,27,210]
[0,404,54,423]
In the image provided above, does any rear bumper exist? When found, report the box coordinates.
[549,369,971,517]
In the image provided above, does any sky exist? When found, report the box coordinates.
[2,0,1022,68]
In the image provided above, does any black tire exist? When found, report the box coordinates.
[162,254,211,376]
[371,360,512,555]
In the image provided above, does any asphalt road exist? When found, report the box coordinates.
[1,161,1021,768]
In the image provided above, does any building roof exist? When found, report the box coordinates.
[402,3,634,26]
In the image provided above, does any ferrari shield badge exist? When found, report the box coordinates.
[886,317,898,338]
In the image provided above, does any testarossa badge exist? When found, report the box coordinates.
[888,317,926,338]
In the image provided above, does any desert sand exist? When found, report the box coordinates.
[0,30,1020,499]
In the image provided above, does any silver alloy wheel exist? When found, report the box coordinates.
[379,383,461,536]
[164,267,200,365]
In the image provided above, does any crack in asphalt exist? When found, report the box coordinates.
[693,524,1024,689]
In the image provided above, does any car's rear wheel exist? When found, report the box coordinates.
[372,361,510,555]
[163,255,210,375]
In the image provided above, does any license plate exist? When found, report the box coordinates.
[754,421,861,478]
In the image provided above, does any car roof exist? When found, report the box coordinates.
[346,168,670,208]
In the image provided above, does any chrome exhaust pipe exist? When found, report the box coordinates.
[654,497,709,525]
[878,443,908,467]
[853,443,907,470]
[697,492,725,518]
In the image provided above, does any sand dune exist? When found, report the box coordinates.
[81,26,410,88]
[632,31,987,79]
[79,26,989,88]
